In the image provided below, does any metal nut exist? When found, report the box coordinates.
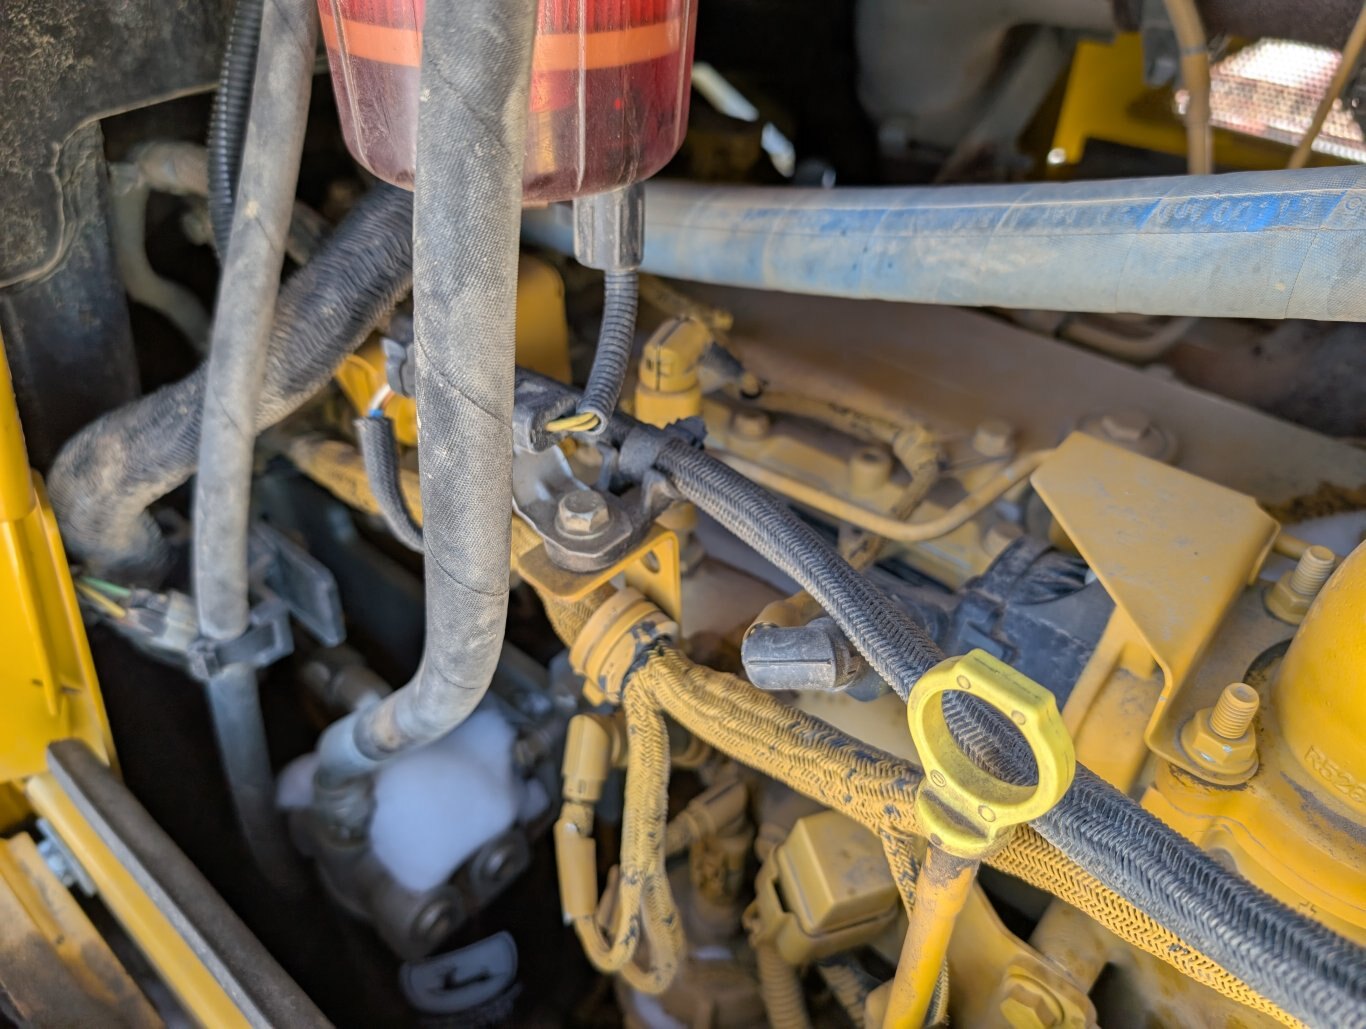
[1267,545,1337,625]
[1099,410,1151,443]
[732,408,771,440]
[555,489,610,537]
[973,419,1015,458]
[1185,694,1256,781]
[999,974,1064,1029]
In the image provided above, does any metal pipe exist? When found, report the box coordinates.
[717,449,1049,544]
[523,169,1366,320]
[1289,1,1366,169]
[882,847,977,1029]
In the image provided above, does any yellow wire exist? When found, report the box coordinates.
[545,411,602,434]
[1289,2,1366,169]
[76,582,126,620]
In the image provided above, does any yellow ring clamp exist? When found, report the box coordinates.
[883,650,1076,1028]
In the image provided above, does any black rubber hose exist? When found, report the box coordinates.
[207,0,264,259]
[576,270,639,433]
[313,0,537,802]
[48,182,414,581]
[514,374,1366,1027]
[355,414,423,551]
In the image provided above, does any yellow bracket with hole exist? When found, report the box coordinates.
[515,523,682,622]
[0,337,114,805]
[1031,432,1278,777]
[908,650,1075,859]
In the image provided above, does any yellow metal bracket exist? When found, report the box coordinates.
[908,650,1076,859]
[25,773,251,1028]
[0,832,159,1026]
[515,522,683,622]
[0,338,113,797]
[1031,432,1279,776]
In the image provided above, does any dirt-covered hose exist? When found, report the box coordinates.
[208,662,304,889]
[48,182,414,581]
[576,270,640,433]
[192,0,317,889]
[193,0,316,643]
[312,0,537,798]
[355,414,423,551]
[208,0,264,258]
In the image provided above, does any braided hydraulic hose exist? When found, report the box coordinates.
[632,650,1306,1027]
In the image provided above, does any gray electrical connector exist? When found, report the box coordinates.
[573,183,645,273]
[742,615,870,693]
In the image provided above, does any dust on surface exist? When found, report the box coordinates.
[1263,481,1366,523]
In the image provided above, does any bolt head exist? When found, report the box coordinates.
[414,899,454,944]
[556,489,610,536]
[1100,410,1151,443]
[732,408,771,440]
[973,419,1016,458]
[999,975,1064,1028]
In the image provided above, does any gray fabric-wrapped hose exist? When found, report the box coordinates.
[48,182,414,581]
[197,0,314,890]
[313,0,537,800]
[193,0,316,644]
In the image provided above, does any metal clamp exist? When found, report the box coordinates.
[187,597,293,681]
[908,650,1075,859]
[187,524,345,682]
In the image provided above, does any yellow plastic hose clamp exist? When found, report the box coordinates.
[569,588,678,705]
[908,650,1075,859]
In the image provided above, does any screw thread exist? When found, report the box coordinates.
[1290,545,1336,596]
[1210,682,1259,739]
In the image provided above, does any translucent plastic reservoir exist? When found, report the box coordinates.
[319,0,699,201]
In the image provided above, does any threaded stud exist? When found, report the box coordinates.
[1210,682,1259,739]
[1289,545,1336,597]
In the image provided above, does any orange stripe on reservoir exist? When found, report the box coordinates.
[321,16,681,71]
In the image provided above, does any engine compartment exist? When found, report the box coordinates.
[1,0,1365,1026]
